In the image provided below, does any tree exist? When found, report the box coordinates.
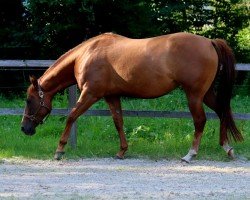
[152,0,249,62]
[24,0,95,58]
[151,0,213,33]
[0,0,30,58]
[23,0,157,58]
[0,0,249,61]
[92,0,156,38]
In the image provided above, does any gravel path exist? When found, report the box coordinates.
[0,158,249,200]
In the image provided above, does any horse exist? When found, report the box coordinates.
[21,32,243,163]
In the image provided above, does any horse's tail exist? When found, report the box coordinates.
[211,39,243,145]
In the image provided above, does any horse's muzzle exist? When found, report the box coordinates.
[21,126,36,136]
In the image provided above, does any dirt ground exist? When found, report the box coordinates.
[0,158,249,200]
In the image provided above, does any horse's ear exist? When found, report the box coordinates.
[29,75,38,89]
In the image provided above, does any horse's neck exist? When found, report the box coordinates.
[39,36,105,98]
[39,48,79,98]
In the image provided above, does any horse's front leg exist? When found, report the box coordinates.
[105,96,128,159]
[54,89,98,160]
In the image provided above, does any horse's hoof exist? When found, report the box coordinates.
[54,151,65,160]
[115,154,124,160]
[181,157,191,164]
[228,148,235,159]
[181,149,197,164]
[181,154,193,164]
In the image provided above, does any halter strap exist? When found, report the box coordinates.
[24,83,51,124]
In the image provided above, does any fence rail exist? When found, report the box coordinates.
[1,108,250,120]
[1,60,250,148]
[0,60,249,70]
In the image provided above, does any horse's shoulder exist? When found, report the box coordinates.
[84,33,126,51]
[89,32,124,40]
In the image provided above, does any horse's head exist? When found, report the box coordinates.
[21,76,52,135]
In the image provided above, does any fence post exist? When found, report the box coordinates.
[68,85,77,149]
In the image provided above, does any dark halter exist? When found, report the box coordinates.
[24,83,51,124]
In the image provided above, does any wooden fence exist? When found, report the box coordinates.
[0,60,250,148]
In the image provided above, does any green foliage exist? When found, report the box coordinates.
[0,90,249,160]
[235,72,250,96]
[92,0,156,38]
[203,0,249,62]
[0,0,249,61]
[235,26,250,62]
[0,0,249,92]
[152,0,249,62]
[24,0,96,58]
[152,0,213,33]
[4,0,156,58]
[0,0,25,44]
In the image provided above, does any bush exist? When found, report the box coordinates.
[235,27,250,63]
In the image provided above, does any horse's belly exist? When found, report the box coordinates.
[119,78,178,98]
[108,62,178,98]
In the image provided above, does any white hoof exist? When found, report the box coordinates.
[223,143,235,159]
[181,149,197,163]
[228,148,235,159]
[181,155,192,163]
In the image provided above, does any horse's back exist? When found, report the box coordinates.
[108,33,217,96]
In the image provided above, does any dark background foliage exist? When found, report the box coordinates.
[0,0,249,93]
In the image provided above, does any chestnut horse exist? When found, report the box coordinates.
[21,32,243,162]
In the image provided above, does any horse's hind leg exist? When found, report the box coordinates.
[182,93,206,163]
[54,86,98,160]
[105,96,128,159]
[203,88,235,158]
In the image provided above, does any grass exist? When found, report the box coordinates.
[0,89,249,161]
